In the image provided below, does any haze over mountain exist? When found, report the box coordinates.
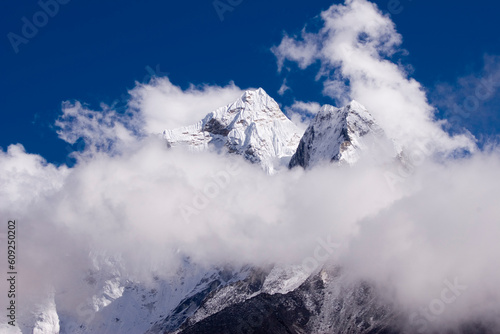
[2,87,499,334]
[2,0,500,333]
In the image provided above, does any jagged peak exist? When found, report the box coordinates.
[346,99,366,110]
[317,100,371,117]
[163,87,301,174]
[289,100,389,169]
[311,101,376,134]
[228,87,280,113]
[202,87,288,128]
[240,87,268,101]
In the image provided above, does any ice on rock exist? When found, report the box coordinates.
[163,88,302,174]
[289,100,399,169]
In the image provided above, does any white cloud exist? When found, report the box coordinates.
[285,100,322,131]
[0,144,68,207]
[2,2,500,331]
[56,101,140,159]
[322,78,350,105]
[55,78,246,162]
[127,77,245,133]
[341,151,500,327]
[277,78,291,96]
[272,30,319,72]
[2,133,500,331]
[289,101,321,115]
[273,0,475,156]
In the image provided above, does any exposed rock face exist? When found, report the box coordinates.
[176,265,402,334]
[289,101,397,169]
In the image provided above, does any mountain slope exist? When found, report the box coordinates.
[289,101,397,169]
[175,265,401,334]
[163,88,302,173]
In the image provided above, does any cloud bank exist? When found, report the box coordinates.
[127,77,245,133]
[1,1,500,332]
[272,0,475,155]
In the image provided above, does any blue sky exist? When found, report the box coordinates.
[2,0,500,164]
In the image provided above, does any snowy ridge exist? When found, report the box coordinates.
[289,101,397,169]
[173,264,313,333]
[63,259,250,334]
[163,88,302,173]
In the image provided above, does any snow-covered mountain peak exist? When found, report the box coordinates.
[289,100,395,169]
[315,100,375,130]
[208,88,290,127]
[163,88,302,173]
[240,87,276,106]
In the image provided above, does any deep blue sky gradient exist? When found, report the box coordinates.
[2,0,500,164]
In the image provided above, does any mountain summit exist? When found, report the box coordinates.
[289,101,396,169]
[163,88,302,173]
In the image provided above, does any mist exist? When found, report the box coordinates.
[1,0,500,332]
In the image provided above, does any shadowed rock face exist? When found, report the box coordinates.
[289,101,395,169]
[203,118,230,136]
[176,266,403,334]
[178,294,312,334]
[177,280,316,334]
[172,265,493,334]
